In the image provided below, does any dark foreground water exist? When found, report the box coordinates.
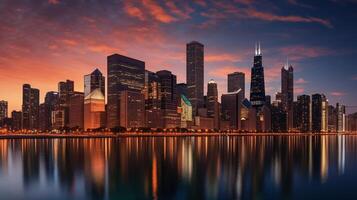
[0,135,356,200]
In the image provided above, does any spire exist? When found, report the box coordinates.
[258,42,261,55]
[255,42,257,55]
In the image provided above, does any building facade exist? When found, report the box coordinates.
[250,43,266,109]
[281,64,294,130]
[120,90,145,128]
[186,41,204,117]
[22,84,40,130]
[221,89,243,130]
[207,80,219,129]
[84,89,106,130]
[228,72,245,99]
[84,68,105,98]
[107,54,145,128]
[297,95,310,132]
[0,100,8,127]
[69,92,84,129]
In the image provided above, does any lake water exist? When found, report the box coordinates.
[0,135,356,200]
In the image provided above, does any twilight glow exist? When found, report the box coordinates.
[0,0,356,113]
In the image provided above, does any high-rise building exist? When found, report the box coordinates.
[281,63,294,130]
[186,41,204,116]
[328,105,337,132]
[157,70,180,128]
[69,92,84,129]
[84,89,106,130]
[84,68,105,98]
[120,90,145,128]
[337,103,346,133]
[107,54,145,128]
[312,94,322,132]
[0,100,8,126]
[250,43,266,109]
[228,72,245,99]
[297,95,310,132]
[207,80,219,129]
[39,91,59,131]
[271,105,287,132]
[58,80,74,128]
[22,84,40,130]
[321,95,329,132]
[347,113,357,132]
[221,89,243,130]
[11,111,22,130]
[144,70,162,128]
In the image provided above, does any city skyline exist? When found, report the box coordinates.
[1,0,357,114]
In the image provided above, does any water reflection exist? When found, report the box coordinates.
[0,135,356,199]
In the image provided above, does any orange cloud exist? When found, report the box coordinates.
[48,0,60,5]
[245,9,333,28]
[208,66,250,78]
[124,2,146,21]
[165,2,192,20]
[295,78,308,84]
[330,92,346,96]
[142,0,177,23]
[280,45,333,61]
[206,53,242,62]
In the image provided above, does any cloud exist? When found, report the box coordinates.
[201,2,332,28]
[244,9,333,28]
[330,92,346,96]
[279,45,333,61]
[208,66,250,78]
[124,2,146,21]
[352,75,357,80]
[295,78,308,84]
[142,0,177,23]
[165,2,193,20]
[295,86,305,94]
[205,53,242,63]
[48,0,60,5]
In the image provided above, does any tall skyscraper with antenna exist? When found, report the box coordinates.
[250,42,266,109]
[281,59,294,130]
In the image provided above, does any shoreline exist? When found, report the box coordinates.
[0,132,356,139]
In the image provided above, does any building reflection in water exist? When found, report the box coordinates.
[0,135,354,199]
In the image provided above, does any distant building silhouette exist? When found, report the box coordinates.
[22,84,39,130]
[0,100,8,127]
[207,80,219,129]
[69,92,84,129]
[221,89,243,130]
[187,41,204,117]
[250,43,265,109]
[144,70,162,128]
[297,95,310,132]
[281,63,294,130]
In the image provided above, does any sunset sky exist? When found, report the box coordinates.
[1,0,356,114]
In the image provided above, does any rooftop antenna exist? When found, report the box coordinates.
[255,42,257,55]
[258,42,261,55]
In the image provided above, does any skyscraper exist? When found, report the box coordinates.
[144,70,162,128]
[22,84,40,130]
[0,100,8,126]
[58,80,74,128]
[186,41,204,116]
[41,91,58,131]
[281,63,294,130]
[221,89,243,130]
[11,111,22,130]
[84,89,106,130]
[107,54,145,128]
[297,95,310,132]
[84,68,105,98]
[337,103,346,133]
[157,70,180,128]
[321,95,329,132]
[312,94,322,132]
[69,92,84,129]
[207,80,219,129]
[228,72,245,99]
[250,43,266,109]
